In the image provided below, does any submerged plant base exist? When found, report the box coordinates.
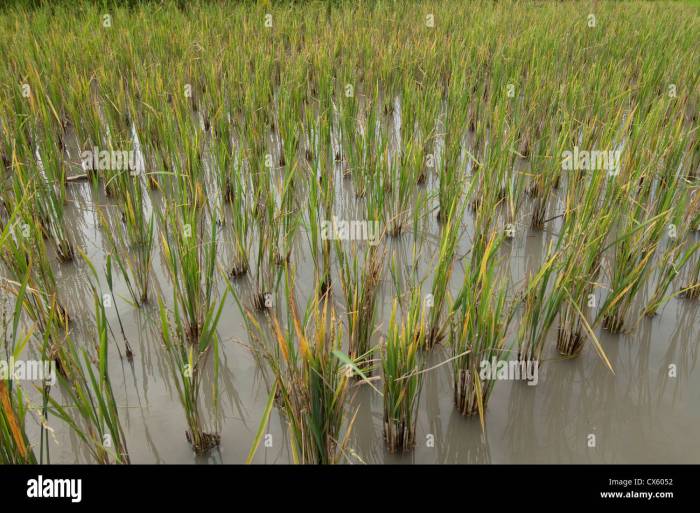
[223,184,234,203]
[253,292,271,311]
[274,250,291,266]
[56,240,75,262]
[602,311,625,334]
[681,283,700,299]
[55,302,70,325]
[319,276,332,297]
[147,174,159,190]
[384,418,415,453]
[186,323,201,345]
[530,208,545,231]
[643,305,660,318]
[387,220,405,237]
[556,326,584,358]
[425,326,443,349]
[436,208,447,224]
[185,430,221,455]
[230,261,248,278]
[454,370,482,416]
[517,350,541,371]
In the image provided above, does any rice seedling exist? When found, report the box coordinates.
[306,139,335,296]
[0,213,68,331]
[272,159,302,269]
[225,154,252,278]
[527,103,565,231]
[598,161,681,331]
[515,247,565,365]
[415,82,442,186]
[437,85,467,223]
[208,89,251,277]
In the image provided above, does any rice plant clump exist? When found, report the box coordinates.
[383,291,425,453]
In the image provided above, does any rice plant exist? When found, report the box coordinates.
[0,285,38,464]
[644,192,700,315]
[249,272,355,464]
[450,232,512,417]
[47,295,130,464]
[426,198,464,348]
[99,178,154,307]
[336,242,384,374]
[383,289,425,453]
[159,205,218,344]
[159,291,224,454]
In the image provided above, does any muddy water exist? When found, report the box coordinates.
[20,172,698,464]
[14,101,700,464]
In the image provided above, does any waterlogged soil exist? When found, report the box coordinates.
[13,103,700,464]
[18,177,698,465]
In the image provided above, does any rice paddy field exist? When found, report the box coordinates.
[1,0,699,465]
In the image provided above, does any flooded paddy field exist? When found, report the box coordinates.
[1,1,699,464]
